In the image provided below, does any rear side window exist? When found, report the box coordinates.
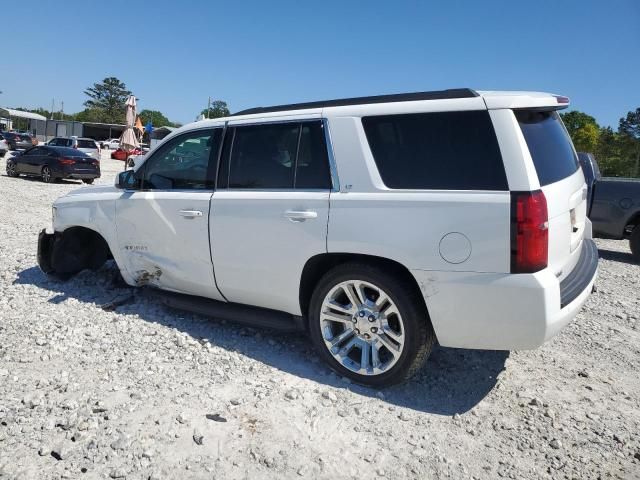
[515,110,579,186]
[362,111,508,190]
[218,121,332,190]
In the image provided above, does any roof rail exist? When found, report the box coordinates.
[232,88,478,116]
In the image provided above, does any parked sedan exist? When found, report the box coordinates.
[111,147,143,161]
[2,132,33,150]
[5,146,100,184]
[100,138,120,150]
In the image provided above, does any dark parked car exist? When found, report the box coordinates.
[579,152,640,261]
[5,146,101,184]
[1,132,33,150]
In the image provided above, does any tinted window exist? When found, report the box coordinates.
[219,121,332,190]
[24,147,42,156]
[295,122,332,189]
[515,110,579,186]
[228,123,298,188]
[77,139,97,148]
[140,129,219,190]
[362,111,508,190]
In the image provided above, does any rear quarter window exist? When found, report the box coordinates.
[515,110,579,186]
[362,111,508,190]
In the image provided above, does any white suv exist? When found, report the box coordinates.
[38,89,598,386]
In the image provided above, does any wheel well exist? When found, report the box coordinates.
[299,253,429,320]
[51,227,113,274]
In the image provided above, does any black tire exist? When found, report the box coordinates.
[308,262,435,387]
[41,166,53,183]
[6,160,18,177]
[82,178,94,184]
[630,226,640,263]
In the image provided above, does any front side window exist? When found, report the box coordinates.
[24,147,43,156]
[139,129,219,190]
[362,111,508,190]
[219,120,332,190]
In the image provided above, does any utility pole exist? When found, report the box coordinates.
[60,101,64,120]
[207,96,211,119]
[50,99,55,120]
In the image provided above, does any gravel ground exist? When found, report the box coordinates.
[0,151,639,480]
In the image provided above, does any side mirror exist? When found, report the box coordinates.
[115,170,138,189]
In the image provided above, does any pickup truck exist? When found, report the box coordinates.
[579,152,640,262]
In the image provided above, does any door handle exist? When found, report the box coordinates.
[179,209,203,218]
[284,210,318,222]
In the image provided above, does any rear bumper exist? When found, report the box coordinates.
[411,239,598,350]
[64,172,101,179]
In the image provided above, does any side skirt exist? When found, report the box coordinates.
[148,288,306,333]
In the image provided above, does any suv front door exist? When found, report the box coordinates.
[211,118,333,315]
[115,127,225,300]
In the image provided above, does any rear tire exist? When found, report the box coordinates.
[82,178,94,184]
[630,226,640,263]
[41,166,53,183]
[308,262,435,387]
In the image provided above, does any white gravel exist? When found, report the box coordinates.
[0,151,639,479]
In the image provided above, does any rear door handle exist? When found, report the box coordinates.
[179,209,203,218]
[284,210,318,222]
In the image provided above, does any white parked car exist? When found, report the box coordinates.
[101,139,120,150]
[48,137,101,160]
[0,133,8,157]
[38,89,598,386]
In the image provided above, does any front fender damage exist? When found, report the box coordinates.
[37,228,112,279]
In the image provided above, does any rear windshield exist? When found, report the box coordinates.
[362,111,508,190]
[20,135,31,140]
[515,110,579,186]
[77,139,97,149]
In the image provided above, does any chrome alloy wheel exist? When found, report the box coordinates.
[42,166,51,183]
[6,161,16,176]
[320,280,405,376]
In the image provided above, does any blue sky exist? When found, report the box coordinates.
[2,0,638,127]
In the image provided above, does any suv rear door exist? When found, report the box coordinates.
[515,110,587,280]
[211,119,332,315]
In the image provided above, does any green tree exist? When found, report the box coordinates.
[560,110,600,152]
[75,108,108,123]
[83,77,132,124]
[594,127,622,176]
[139,109,175,128]
[618,108,640,177]
[200,100,230,119]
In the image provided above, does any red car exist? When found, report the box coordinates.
[111,147,143,161]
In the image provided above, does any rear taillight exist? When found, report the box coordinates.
[511,190,548,273]
[59,158,76,165]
